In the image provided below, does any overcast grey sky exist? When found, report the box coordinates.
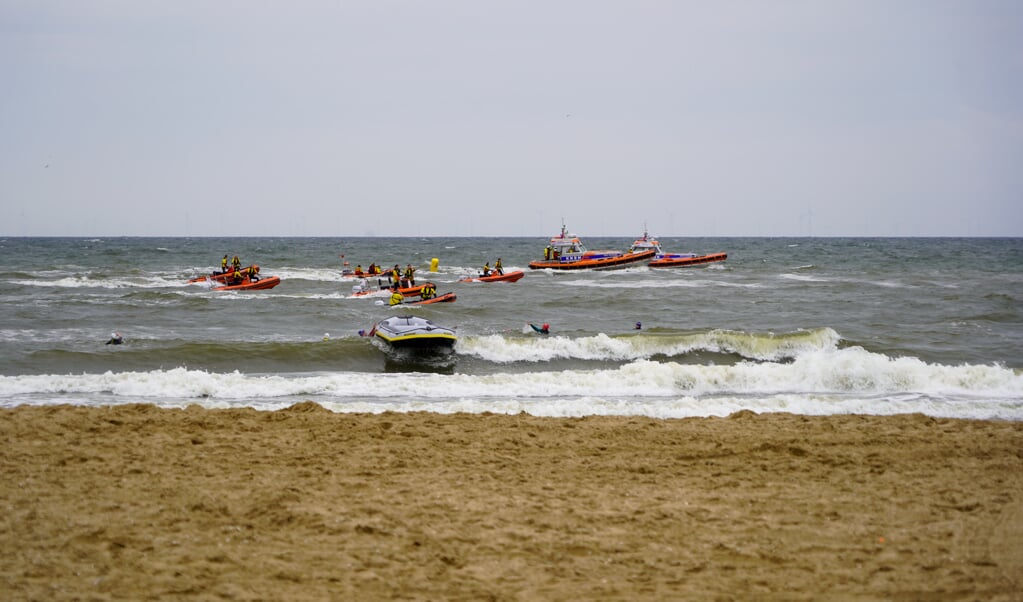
[2,1,1021,237]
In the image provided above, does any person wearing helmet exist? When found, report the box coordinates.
[530,322,550,335]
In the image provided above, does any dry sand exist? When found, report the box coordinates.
[1,403,1022,601]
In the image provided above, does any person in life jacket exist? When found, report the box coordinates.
[481,262,491,277]
[391,264,401,286]
[420,283,436,300]
[404,264,416,286]
[354,264,363,276]
[231,255,241,271]
[494,258,504,275]
[247,265,260,282]
[389,289,404,306]
[221,255,229,273]
[230,267,245,285]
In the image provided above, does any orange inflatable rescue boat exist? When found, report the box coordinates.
[528,224,654,270]
[629,229,727,268]
[459,270,524,283]
[211,275,281,291]
[188,265,257,284]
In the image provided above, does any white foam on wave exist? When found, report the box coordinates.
[269,267,348,282]
[12,275,182,289]
[2,350,1021,419]
[779,273,828,283]
[264,292,355,301]
[561,278,759,290]
[620,351,1023,400]
[837,276,914,290]
[463,332,638,362]
[273,266,462,284]
[779,272,916,290]
[460,328,843,363]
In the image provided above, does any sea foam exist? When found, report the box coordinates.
[2,348,1021,420]
[459,328,843,363]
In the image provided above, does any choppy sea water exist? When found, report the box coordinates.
[0,236,1020,420]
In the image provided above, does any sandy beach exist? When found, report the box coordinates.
[1,403,1021,601]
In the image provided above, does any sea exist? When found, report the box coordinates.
[1,236,1021,420]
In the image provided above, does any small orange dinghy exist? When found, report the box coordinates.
[211,276,281,291]
[459,270,525,283]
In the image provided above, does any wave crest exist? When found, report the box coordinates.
[459,328,842,363]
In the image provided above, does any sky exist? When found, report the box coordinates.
[1,1,1021,237]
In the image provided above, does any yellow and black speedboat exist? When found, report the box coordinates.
[371,315,457,350]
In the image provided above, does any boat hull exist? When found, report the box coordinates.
[649,253,728,268]
[343,270,388,279]
[405,292,456,305]
[212,276,281,291]
[352,281,435,298]
[459,270,525,283]
[398,283,434,297]
[528,249,655,270]
[188,266,257,283]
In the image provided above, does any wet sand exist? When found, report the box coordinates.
[2,403,1022,601]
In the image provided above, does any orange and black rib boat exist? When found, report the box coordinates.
[528,224,654,271]
[629,230,728,268]
[210,275,282,291]
[459,270,525,283]
[405,291,456,305]
[188,265,257,283]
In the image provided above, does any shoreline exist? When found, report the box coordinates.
[2,403,1022,600]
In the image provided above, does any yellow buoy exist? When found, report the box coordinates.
[430,257,439,272]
